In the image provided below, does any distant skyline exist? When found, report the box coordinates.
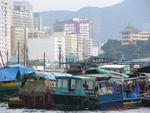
[12,0,124,12]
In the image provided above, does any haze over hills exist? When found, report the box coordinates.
[40,0,150,43]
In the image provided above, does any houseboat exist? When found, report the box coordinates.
[53,76,97,110]
[19,72,56,109]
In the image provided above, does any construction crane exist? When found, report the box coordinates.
[0,51,4,67]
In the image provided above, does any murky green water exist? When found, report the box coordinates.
[0,103,150,113]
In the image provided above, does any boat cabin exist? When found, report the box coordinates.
[100,64,130,75]
[53,76,97,110]
[95,79,124,109]
[55,76,96,96]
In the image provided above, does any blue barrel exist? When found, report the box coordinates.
[128,92,137,98]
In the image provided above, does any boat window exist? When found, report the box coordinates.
[87,81,93,89]
[62,79,68,88]
[98,82,108,95]
[71,79,76,89]
[83,80,89,90]
[58,79,62,88]
[76,80,80,89]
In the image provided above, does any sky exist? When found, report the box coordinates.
[13,0,124,12]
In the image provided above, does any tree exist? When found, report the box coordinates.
[101,39,150,60]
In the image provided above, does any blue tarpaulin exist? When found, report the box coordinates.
[0,64,34,82]
[23,72,73,81]
[33,72,56,80]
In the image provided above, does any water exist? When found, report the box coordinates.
[0,103,150,113]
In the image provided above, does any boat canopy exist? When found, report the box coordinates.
[86,67,111,78]
[0,64,33,82]
[22,71,72,81]
[100,65,127,69]
[55,75,95,81]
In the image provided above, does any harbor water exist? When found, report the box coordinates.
[0,103,150,113]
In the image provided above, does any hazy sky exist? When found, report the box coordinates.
[14,0,124,12]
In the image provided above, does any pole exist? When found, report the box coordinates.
[24,43,26,66]
[77,34,79,61]
[0,51,4,67]
[17,41,20,64]
[59,45,61,69]
[44,52,45,71]
[7,50,8,65]
[26,47,29,66]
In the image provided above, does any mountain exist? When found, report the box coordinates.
[39,0,150,43]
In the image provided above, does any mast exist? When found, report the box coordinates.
[26,46,29,66]
[6,50,8,65]
[0,51,4,67]
[58,45,61,69]
[17,41,20,64]
[43,52,46,71]
[24,42,26,66]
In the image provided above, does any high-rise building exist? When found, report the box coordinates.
[11,27,28,62]
[0,0,11,65]
[83,38,93,58]
[91,46,99,57]
[65,33,83,61]
[28,28,45,39]
[53,21,64,32]
[12,1,33,28]
[28,32,66,66]
[33,12,42,30]
[54,18,93,59]
[54,18,92,38]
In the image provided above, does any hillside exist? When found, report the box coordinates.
[40,0,150,43]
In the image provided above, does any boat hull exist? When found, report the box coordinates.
[97,93,141,110]
[53,94,97,110]
[0,82,19,101]
[141,96,150,107]
[21,93,54,109]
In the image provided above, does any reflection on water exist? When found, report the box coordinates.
[0,103,150,113]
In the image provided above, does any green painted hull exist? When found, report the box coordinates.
[0,82,19,101]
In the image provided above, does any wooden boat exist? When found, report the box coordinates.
[130,66,150,107]
[0,65,33,101]
[122,76,147,108]
[53,76,98,110]
[0,81,19,101]
[19,72,56,109]
[85,67,142,110]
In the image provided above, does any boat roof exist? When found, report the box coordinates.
[56,75,95,81]
[87,67,110,74]
[23,71,72,81]
[0,64,33,82]
[34,71,56,80]
[100,64,127,69]
[110,71,129,78]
